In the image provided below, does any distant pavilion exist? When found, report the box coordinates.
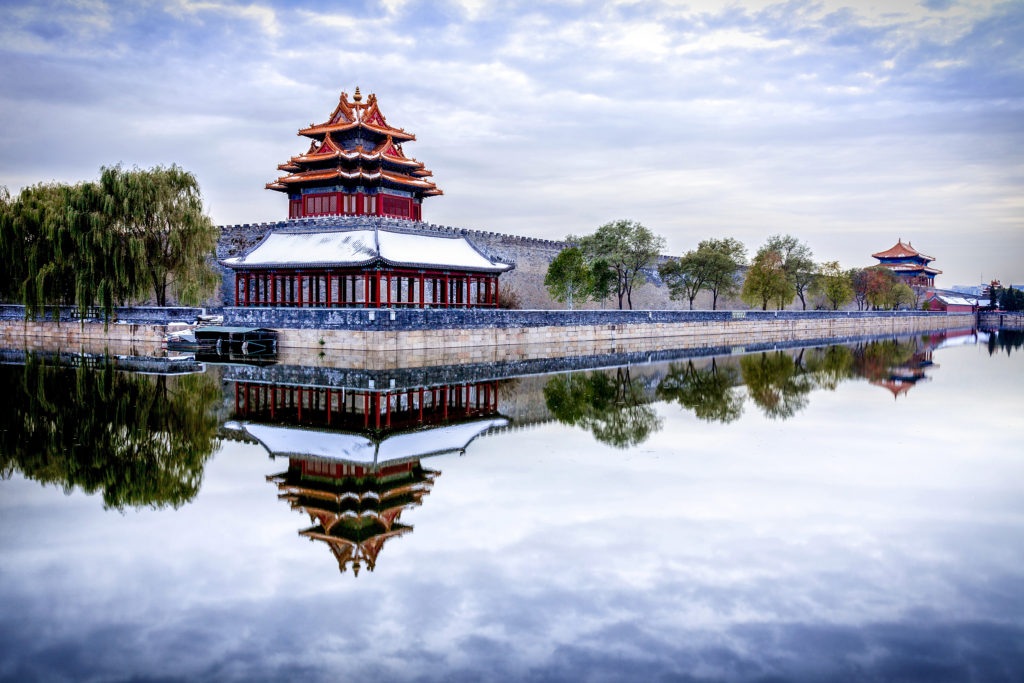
[871,239,941,286]
[221,227,512,308]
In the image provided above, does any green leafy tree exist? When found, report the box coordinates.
[700,237,747,309]
[813,261,853,310]
[656,359,744,423]
[764,234,816,309]
[545,247,591,309]
[589,258,616,308]
[741,248,793,310]
[999,287,1024,311]
[659,251,709,310]
[887,282,915,310]
[659,238,747,310]
[572,220,666,309]
[100,165,220,306]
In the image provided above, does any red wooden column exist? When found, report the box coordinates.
[234,274,240,307]
[419,273,425,308]
[363,273,369,307]
[243,274,250,307]
[444,273,450,308]
[386,272,392,307]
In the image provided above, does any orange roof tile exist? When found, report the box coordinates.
[872,239,935,261]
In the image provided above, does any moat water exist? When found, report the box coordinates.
[1,330,1022,682]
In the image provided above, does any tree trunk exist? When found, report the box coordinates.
[712,289,718,310]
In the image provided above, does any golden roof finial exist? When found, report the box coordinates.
[353,86,362,103]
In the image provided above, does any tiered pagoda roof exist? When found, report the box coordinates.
[871,239,942,281]
[871,239,935,262]
[266,87,441,199]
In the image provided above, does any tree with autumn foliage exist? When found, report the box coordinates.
[741,247,794,310]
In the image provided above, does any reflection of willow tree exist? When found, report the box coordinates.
[740,351,815,420]
[0,357,222,509]
[655,359,744,424]
[543,368,662,448]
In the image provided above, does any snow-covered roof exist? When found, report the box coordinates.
[236,418,509,464]
[221,228,513,273]
[930,294,976,306]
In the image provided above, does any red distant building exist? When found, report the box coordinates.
[267,87,441,220]
[872,239,941,286]
[923,293,975,313]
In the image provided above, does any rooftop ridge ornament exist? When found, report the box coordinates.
[353,86,362,102]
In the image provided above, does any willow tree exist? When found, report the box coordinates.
[100,165,220,306]
[1,165,218,319]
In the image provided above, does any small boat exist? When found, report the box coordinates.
[193,327,278,355]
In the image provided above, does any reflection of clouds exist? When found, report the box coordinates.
[1,351,1023,680]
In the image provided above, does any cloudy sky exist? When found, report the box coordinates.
[0,0,1021,285]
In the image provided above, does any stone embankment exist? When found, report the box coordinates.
[0,304,974,356]
[0,305,203,355]
[221,308,973,352]
[979,312,1024,329]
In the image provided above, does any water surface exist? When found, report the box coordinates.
[1,331,1022,681]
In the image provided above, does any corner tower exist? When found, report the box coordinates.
[266,87,442,221]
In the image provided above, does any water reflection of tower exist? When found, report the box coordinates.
[227,379,506,575]
[867,343,936,399]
